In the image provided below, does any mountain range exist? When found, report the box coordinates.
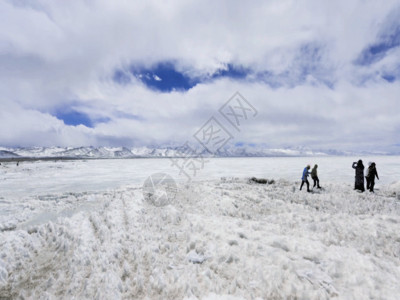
[0,146,371,159]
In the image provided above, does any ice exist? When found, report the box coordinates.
[0,157,400,298]
[187,250,207,264]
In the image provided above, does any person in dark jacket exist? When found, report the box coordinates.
[311,164,321,189]
[366,162,379,192]
[352,159,365,192]
[300,165,311,192]
[365,162,372,190]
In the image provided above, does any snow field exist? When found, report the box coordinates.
[1,156,399,200]
[1,179,400,299]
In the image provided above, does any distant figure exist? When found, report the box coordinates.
[366,162,379,192]
[300,165,311,192]
[16,161,19,166]
[352,160,365,192]
[311,164,321,189]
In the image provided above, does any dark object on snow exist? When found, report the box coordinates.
[300,165,311,192]
[249,177,274,184]
[366,162,379,192]
[311,164,321,189]
[352,160,365,192]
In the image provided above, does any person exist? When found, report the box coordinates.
[300,165,311,192]
[365,162,372,190]
[311,164,321,189]
[352,159,365,192]
[366,162,379,192]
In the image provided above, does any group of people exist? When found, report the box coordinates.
[299,164,321,192]
[352,160,379,192]
[299,160,379,193]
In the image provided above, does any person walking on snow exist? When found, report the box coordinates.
[352,159,365,192]
[365,162,372,189]
[300,165,311,192]
[366,162,379,192]
[311,164,321,189]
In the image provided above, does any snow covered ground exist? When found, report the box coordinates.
[0,156,399,199]
[0,157,400,299]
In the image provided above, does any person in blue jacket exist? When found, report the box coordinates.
[300,165,311,192]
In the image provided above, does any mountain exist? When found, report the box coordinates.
[0,145,361,159]
[0,150,20,158]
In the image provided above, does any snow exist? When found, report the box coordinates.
[0,150,19,158]
[0,156,398,200]
[0,145,377,159]
[0,157,400,299]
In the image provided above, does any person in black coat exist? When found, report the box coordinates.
[311,164,321,189]
[366,162,379,192]
[352,159,365,192]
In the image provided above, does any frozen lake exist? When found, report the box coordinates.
[0,156,399,198]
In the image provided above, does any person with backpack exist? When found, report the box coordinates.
[366,162,379,192]
[311,164,321,189]
[300,165,311,192]
[352,159,365,192]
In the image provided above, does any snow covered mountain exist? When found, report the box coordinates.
[0,150,20,158]
[0,145,364,159]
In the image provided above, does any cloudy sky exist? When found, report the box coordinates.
[1,0,399,153]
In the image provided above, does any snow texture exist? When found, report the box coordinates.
[0,158,400,299]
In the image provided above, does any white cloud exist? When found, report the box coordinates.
[0,0,399,152]
[0,102,95,147]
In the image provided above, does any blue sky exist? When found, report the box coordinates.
[113,62,251,92]
[0,0,399,153]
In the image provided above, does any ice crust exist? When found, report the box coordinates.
[1,177,400,299]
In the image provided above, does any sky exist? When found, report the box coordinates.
[0,0,399,153]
